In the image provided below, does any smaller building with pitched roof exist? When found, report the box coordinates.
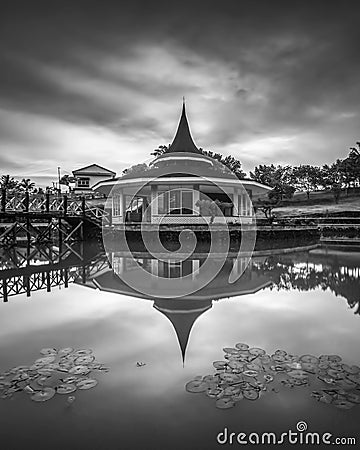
[72,164,116,194]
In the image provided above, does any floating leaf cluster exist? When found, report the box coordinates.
[185,343,360,410]
[0,347,109,403]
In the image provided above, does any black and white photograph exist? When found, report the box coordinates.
[0,1,359,449]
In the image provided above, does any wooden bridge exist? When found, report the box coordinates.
[0,192,109,245]
[0,241,109,302]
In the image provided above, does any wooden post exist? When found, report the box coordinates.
[25,275,31,297]
[81,196,86,216]
[63,194,68,216]
[1,188,6,212]
[25,191,29,212]
[3,279,8,303]
[58,217,62,247]
[46,192,50,212]
[46,272,51,292]
[26,215,31,244]
[64,268,69,288]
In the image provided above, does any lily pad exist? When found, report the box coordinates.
[287,370,309,380]
[300,355,319,364]
[243,389,259,400]
[328,355,342,363]
[231,391,244,402]
[203,375,218,383]
[219,373,240,383]
[37,376,51,387]
[342,364,360,374]
[216,397,235,409]
[264,374,274,383]
[31,387,56,402]
[243,370,258,378]
[40,348,57,356]
[185,380,208,393]
[56,384,77,394]
[35,356,56,365]
[301,362,317,374]
[69,365,91,376]
[249,347,265,357]
[207,387,223,398]
[345,374,360,385]
[223,348,239,355]
[272,354,286,363]
[246,362,261,370]
[76,379,98,390]
[333,399,354,410]
[235,343,249,351]
[327,369,343,380]
[346,392,360,404]
[213,361,227,370]
[58,348,74,356]
[73,349,93,357]
[36,369,54,377]
[75,355,95,365]
[228,361,244,370]
[62,376,80,384]
[260,355,271,365]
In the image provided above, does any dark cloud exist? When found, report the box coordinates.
[0,0,360,178]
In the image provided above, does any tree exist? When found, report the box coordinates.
[122,163,149,176]
[321,161,345,203]
[255,197,281,222]
[292,165,322,200]
[250,164,277,186]
[151,145,169,157]
[340,144,360,192]
[0,174,17,191]
[19,178,35,192]
[201,150,247,179]
[59,174,77,185]
[250,164,295,200]
[321,161,344,189]
[149,145,247,179]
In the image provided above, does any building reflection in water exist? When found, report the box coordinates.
[1,244,359,362]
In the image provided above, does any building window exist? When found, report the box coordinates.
[77,177,90,187]
[158,260,193,278]
[157,186,193,215]
[113,196,121,216]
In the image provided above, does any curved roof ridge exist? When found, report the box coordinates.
[168,101,201,154]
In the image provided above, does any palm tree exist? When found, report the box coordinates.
[19,178,36,192]
[0,174,17,191]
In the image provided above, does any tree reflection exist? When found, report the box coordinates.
[253,253,360,315]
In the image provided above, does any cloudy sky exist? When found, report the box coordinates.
[1,0,360,186]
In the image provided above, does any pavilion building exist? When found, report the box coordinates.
[94,103,271,225]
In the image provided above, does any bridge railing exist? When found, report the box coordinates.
[1,192,110,225]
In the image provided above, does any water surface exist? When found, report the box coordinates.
[0,244,359,449]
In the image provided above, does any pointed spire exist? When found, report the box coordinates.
[168,100,201,154]
[154,299,212,364]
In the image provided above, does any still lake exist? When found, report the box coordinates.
[0,243,359,449]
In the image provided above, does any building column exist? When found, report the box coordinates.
[192,260,200,279]
[151,259,158,277]
[234,188,240,217]
[121,192,126,223]
[193,184,200,215]
[151,185,158,224]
